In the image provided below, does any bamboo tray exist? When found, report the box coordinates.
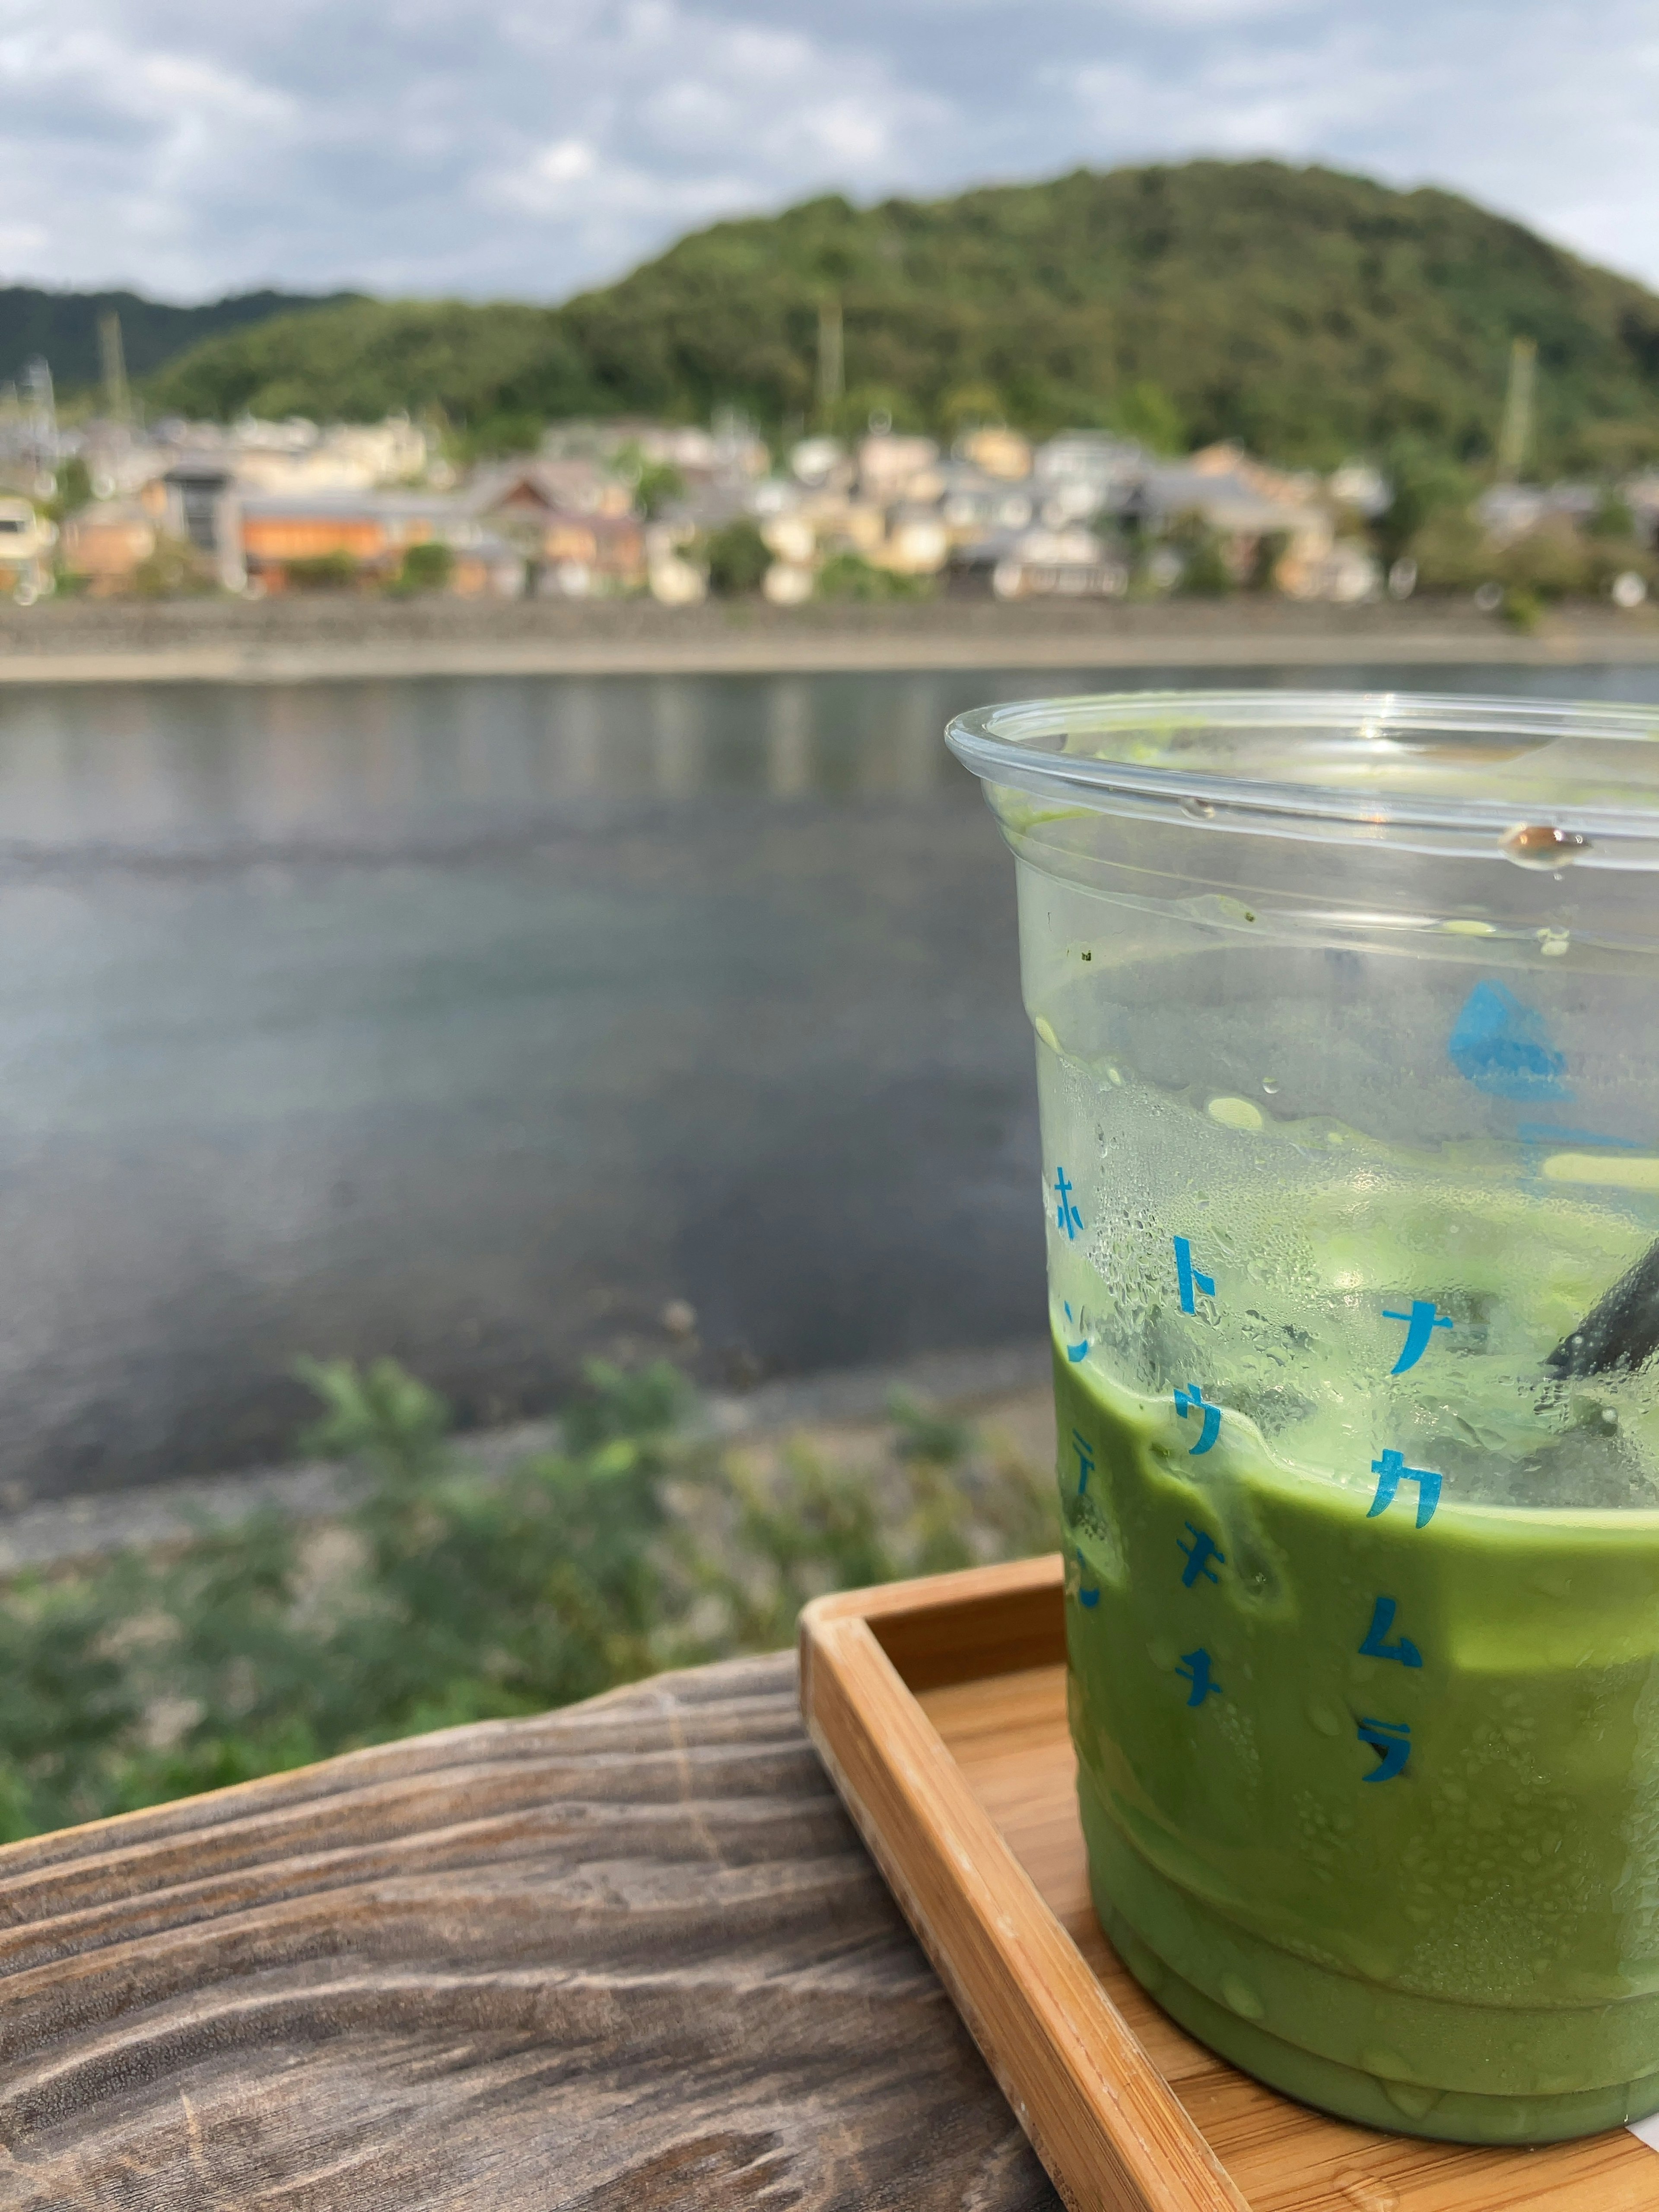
[798,1554,1659,2212]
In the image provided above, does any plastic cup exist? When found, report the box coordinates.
[945,690,1659,2145]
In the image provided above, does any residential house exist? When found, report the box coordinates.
[465,462,645,596]
[0,498,55,603]
[229,420,428,493]
[955,427,1032,482]
[1476,482,1599,544]
[610,419,769,483]
[856,432,941,505]
[788,437,852,491]
[1128,443,1367,597]
[880,502,951,577]
[162,459,243,590]
[936,459,1035,547]
[988,525,1128,601]
[1031,434,1146,523]
[239,489,521,595]
[1623,472,1659,546]
[149,414,430,495]
[537,513,646,597]
[60,500,156,594]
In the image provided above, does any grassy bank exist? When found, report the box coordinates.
[0,1358,1057,1841]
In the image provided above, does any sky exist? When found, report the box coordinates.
[3,0,1658,305]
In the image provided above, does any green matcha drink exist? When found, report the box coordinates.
[946,688,1659,2145]
[1058,1349,1659,2141]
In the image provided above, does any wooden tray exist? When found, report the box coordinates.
[798,1554,1659,2212]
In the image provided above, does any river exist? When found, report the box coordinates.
[2,659,1656,1499]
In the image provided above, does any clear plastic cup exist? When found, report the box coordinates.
[946,690,1659,2145]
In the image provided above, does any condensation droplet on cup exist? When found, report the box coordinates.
[1220,1972,1264,2019]
[1334,2169,1400,2212]
[1262,1078,1280,1094]
[1180,795,1217,820]
[1208,1096,1263,1130]
[1537,928,1570,957]
[1503,823,1591,868]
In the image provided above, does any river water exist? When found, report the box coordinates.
[2,659,1656,1499]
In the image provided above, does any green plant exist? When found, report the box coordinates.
[1589,489,1637,540]
[703,517,770,595]
[295,1354,451,1480]
[1584,535,1658,594]
[622,457,685,519]
[1166,511,1233,596]
[680,1389,1055,1654]
[0,1357,1056,1840]
[388,540,455,594]
[1496,518,1592,600]
[814,551,928,601]
[283,550,359,592]
[1373,440,1476,565]
[1501,584,1544,632]
[1404,506,1489,592]
[1179,539,1233,596]
[1111,381,1186,455]
[1248,530,1290,592]
[446,412,543,464]
[939,382,1006,439]
[45,457,92,521]
[130,534,216,597]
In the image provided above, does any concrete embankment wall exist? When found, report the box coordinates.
[2,592,1656,682]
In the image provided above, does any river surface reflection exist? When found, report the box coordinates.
[2,660,1656,1497]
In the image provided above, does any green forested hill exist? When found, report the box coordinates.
[149,162,1659,469]
[2,286,354,393]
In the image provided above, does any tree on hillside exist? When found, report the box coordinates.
[147,162,1659,472]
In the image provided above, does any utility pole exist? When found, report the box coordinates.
[816,296,844,423]
[98,312,130,420]
[22,358,56,491]
[1496,335,1536,482]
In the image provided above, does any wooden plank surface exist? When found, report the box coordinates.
[0,1653,1059,2210]
[801,1559,1659,2212]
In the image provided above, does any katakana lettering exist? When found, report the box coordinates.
[1173,1235,1215,1315]
[1174,1383,1221,1454]
[1358,1717,1412,1782]
[1368,1449,1443,1529]
[1382,1299,1452,1376]
[1176,1648,1221,1707]
[1359,1595,1423,1668]
[1177,1522,1225,1587]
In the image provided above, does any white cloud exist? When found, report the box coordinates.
[495,137,601,213]
[0,0,1651,310]
[1103,0,1320,21]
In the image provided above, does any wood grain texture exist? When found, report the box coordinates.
[0,1653,1059,2211]
[801,1559,1659,2212]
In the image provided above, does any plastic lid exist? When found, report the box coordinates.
[944,691,1659,868]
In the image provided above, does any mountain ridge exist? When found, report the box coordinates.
[56,163,1659,469]
[0,286,357,395]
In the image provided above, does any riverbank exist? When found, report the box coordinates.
[4,591,1659,683]
[0,1348,1059,1836]
[0,1341,1052,1573]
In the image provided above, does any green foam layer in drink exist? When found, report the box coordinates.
[1057,1342,1659,2143]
